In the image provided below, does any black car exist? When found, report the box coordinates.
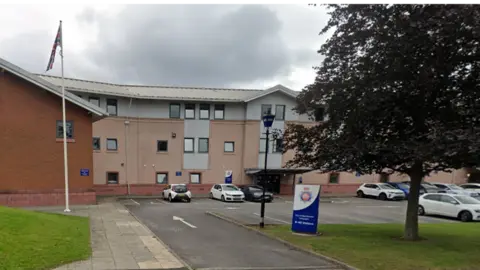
[240,185,274,202]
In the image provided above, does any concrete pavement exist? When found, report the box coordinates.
[33,199,187,270]
[124,199,341,270]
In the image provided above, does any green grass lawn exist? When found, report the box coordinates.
[0,206,91,270]
[263,223,480,270]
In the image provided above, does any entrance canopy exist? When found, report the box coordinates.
[244,167,314,175]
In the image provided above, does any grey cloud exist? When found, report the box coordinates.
[77,4,317,88]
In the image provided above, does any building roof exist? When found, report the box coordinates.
[0,57,109,120]
[37,74,300,103]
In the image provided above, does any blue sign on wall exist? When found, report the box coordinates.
[355,171,361,177]
[80,169,90,176]
[175,171,182,176]
[225,170,233,184]
[291,185,320,234]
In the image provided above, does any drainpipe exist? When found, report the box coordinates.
[125,97,133,196]
[240,102,248,185]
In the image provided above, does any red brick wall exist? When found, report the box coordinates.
[94,184,213,196]
[0,191,96,207]
[0,71,94,191]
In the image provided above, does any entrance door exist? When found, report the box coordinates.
[256,174,281,194]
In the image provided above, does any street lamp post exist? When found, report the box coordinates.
[260,114,275,229]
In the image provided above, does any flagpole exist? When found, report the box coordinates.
[60,20,71,213]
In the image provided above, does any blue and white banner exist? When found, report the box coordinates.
[225,170,233,184]
[291,185,320,234]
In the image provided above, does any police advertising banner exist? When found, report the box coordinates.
[291,184,320,234]
[225,170,233,184]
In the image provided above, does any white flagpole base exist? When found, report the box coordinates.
[64,208,71,213]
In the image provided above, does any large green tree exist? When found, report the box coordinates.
[284,4,480,240]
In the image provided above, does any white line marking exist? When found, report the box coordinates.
[130,199,140,205]
[156,199,169,205]
[173,216,197,228]
[253,213,290,224]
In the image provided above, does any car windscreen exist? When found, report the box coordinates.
[173,185,188,192]
[454,195,480,204]
[249,187,263,192]
[223,185,239,191]
[379,184,396,189]
[447,184,463,190]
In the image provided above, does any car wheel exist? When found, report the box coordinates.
[357,191,364,198]
[379,193,387,201]
[221,195,225,202]
[209,192,214,200]
[186,198,191,203]
[168,195,172,202]
[418,205,425,216]
[459,211,472,222]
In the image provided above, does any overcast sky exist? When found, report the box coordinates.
[0,4,328,90]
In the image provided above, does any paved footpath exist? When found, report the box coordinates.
[37,199,187,270]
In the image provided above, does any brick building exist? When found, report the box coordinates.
[0,58,108,206]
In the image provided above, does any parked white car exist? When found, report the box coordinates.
[418,193,480,222]
[356,183,405,200]
[459,183,480,194]
[210,184,245,202]
[431,183,480,198]
[162,184,192,202]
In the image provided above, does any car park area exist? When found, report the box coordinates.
[121,196,458,270]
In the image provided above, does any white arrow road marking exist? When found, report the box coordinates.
[173,216,197,228]
[253,213,290,224]
[130,199,140,205]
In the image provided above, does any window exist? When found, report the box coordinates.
[275,105,285,120]
[424,194,441,201]
[107,172,119,184]
[214,104,225,119]
[259,138,267,153]
[440,195,458,204]
[157,140,168,152]
[89,97,99,107]
[93,137,100,150]
[56,120,74,139]
[273,138,283,153]
[200,104,210,119]
[314,107,325,121]
[329,172,339,184]
[261,104,272,117]
[169,103,181,118]
[185,104,195,119]
[224,141,235,152]
[379,173,389,183]
[106,138,118,151]
[184,138,194,153]
[198,138,209,153]
[190,173,201,184]
[106,99,117,116]
[156,173,168,184]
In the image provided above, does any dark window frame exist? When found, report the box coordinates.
[106,98,118,116]
[156,172,168,184]
[261,104,272,118]
[314,107,325,122]
[184,137,195,153]
[224,141,235,153]
[106,171,119,184]
[190,172,201,184]
[199,104,210,119]
[93,137,101,150]
[198,138,209,153]
[106,138,118,151]
[329,172,340,184]
[184,103,196,119]
[157,140,168,152]
[214,104,225,120]
[169,103,181,119]
[275,105,285,120]
[56,120,74,139]
[273,138,283,153]
[89,97,100,107]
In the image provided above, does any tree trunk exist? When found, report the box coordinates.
[404,162,423,241]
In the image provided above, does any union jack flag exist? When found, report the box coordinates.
[46,21,62,72]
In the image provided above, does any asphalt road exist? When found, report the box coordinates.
[123,197,456,269]
[124,198,339,270]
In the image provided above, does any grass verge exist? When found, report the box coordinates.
[0,206,90,270]
[263,223,480,270]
